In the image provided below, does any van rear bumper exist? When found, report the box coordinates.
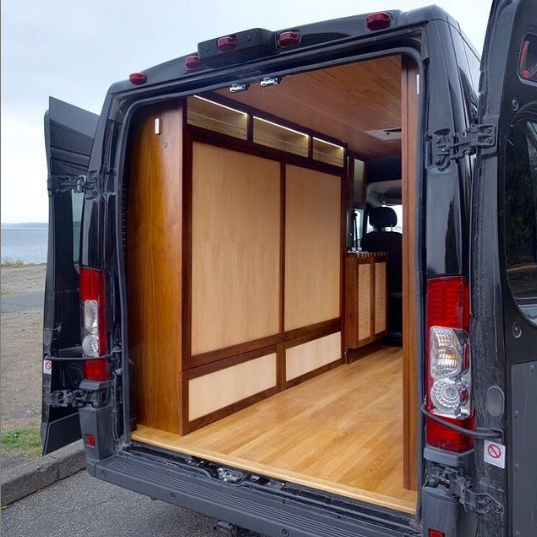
[88,445,420,537]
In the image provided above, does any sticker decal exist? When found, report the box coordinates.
[43,359,52,375]
[484,440,506,469]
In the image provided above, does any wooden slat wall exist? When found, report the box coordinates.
[127,102,184,434]
[285,165,342,331]
[375,262,387,334]
[402,57,419,491]
[190,143,281,355]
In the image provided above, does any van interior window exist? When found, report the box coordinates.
[125,54,419,514]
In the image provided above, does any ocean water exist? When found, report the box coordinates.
[1,223,48,264]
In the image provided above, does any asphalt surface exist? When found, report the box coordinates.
[1,291,43,312]
[1,470,218,537]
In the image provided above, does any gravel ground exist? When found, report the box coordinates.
[1,265,46,470]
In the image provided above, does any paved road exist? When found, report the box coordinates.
[2,471,218,537]
[1,291,43,312]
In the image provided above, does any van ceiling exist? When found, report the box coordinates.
[217,55,401,158]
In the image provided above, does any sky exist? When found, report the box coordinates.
[1,0,494,223]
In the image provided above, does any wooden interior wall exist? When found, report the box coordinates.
[285,165,342,331]
[190,143,281,355]
[402,57,419,491]
[127,102,184,434]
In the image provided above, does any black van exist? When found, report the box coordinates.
[42,2,536,536]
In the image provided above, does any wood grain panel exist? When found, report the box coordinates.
[375,262,387,334]
[191,143,281,355]
[344,255,359,349]
[285,165,341,331]
[402,57,419,491]
[127,101,184,434]
[220,56,401,157]
[189,353,277,421]
[132,347,416,513]
[285,331,342,381]
[358,262,372,341]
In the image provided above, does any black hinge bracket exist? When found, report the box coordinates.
[45,386,111,408]
[432,124,497,168]
[48,174,88,193]
[429,465,504,517]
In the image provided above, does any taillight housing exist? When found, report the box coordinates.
[426,276,475,452]
[80,267,109,381]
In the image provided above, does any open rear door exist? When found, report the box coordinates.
[472,1,537,536]
[42,97,99,454]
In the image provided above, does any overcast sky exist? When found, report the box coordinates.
[1,0,494,223]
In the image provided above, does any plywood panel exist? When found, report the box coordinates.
[220,56,401,157]
[191,143,281,355]
[133,347,417,514]
[285,332,341,381]
[358,262,372,341]
[375,261,387,334]
[127,102,184,434]
[189,353,277,421]
[285,165,341,331]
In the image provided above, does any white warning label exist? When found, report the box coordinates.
[484,440,506,469]
[43,359,52,375]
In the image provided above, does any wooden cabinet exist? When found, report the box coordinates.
[344,252,387,349]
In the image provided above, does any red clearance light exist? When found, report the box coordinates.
[86,434,96,447]
[366,12,391,31]
[217,36,237,51]
[129,72,147,86]
[185,54,203,70]
[278,31,301,47]
[429,531,445,537]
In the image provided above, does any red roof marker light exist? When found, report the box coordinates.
[129,72,147,85]
[185,54,203,70]
[218,36,238,52]
[278,31,301,47]
[366,12,391,31]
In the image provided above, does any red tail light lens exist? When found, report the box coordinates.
[129,72,147,85]
[366,12,391,31]
[185,54,203,70]
[426,276,474,452]
[80,267,108,359]
[429,530,445,537]
[278,31,301,47]
[217,36,237,51]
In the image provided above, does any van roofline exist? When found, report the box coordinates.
[106,5,460,95]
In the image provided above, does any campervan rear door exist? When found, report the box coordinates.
[472,1,537,535]
[41,98,99,454]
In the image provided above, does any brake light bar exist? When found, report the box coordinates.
[426,276,475,452]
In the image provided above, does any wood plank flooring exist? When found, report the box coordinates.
[132,347,417,514]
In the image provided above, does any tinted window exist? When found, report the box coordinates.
[505,117,537,322]
[71,191,84,269]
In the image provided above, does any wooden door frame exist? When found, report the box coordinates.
[402,56,419,491]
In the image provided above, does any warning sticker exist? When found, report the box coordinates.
[484,440,506,469]
[43,359,52,375]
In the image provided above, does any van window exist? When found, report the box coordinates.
[72,192,83,269]
[366,204,403,234]
[504,116,537,323]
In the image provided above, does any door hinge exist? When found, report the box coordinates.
[429,465,504,517]
[432,124,497,168]
[48,174,88,193]
[45,386,111,408]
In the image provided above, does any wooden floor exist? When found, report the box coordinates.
[132,347,417,514]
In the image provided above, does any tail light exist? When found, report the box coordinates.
[80,267,109,381]
[426,276,475,452]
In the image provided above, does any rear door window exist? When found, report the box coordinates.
[504,114,537,323]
